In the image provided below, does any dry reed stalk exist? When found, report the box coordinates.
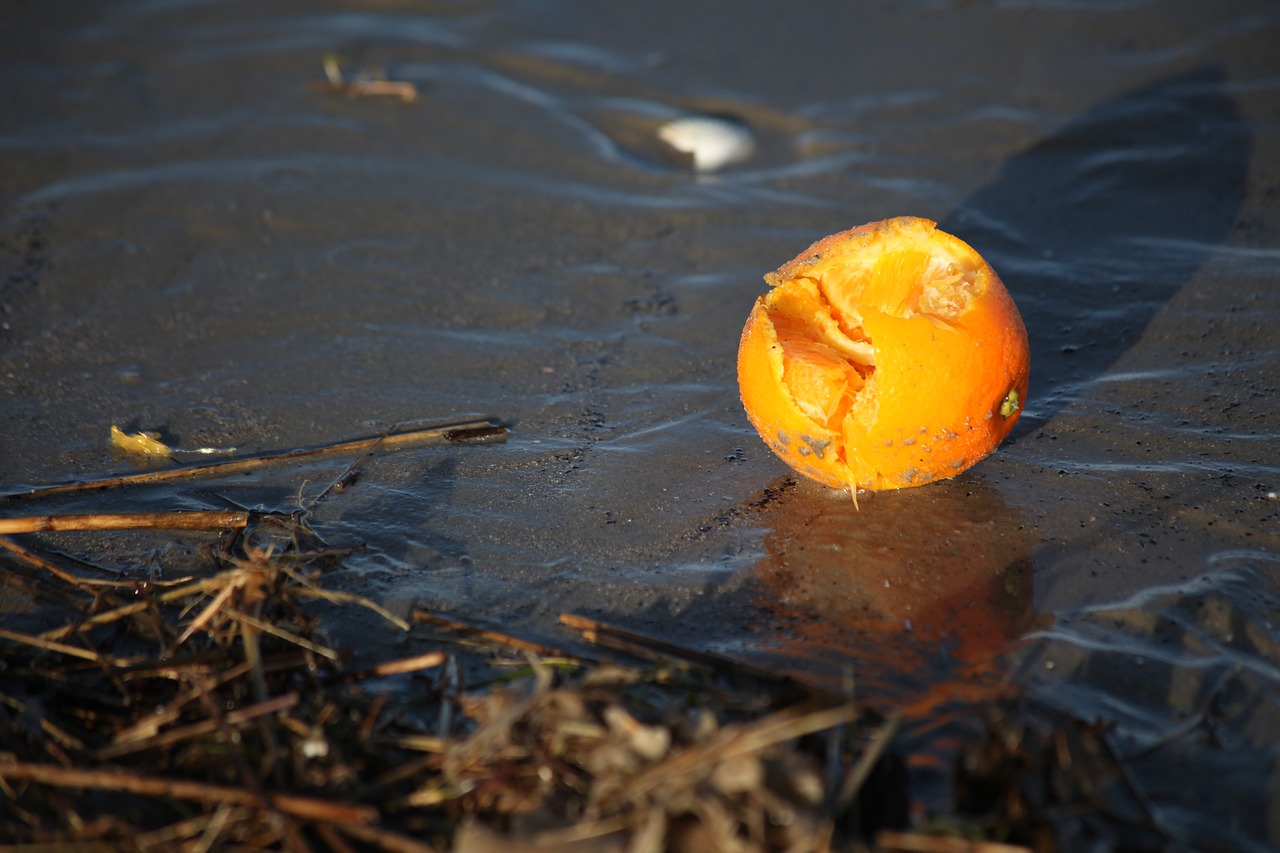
[0,763,378,824]
[526,814,632,847]
[413,609,567,657]
[39,570,239,640]
[280,564,410,632]
[226,607,340,662]
[560,611,819,694]
[0,510,249,535]
[109,658,262,744]
[39,554,337,644]
[116,650,310,684]
[335,822,446,853]
[95,693,299,760]
[389,735,448,753]
[0,690,89,754]
[876,830,1032,853]
[0,843,122,853]
[0,625,117,664]
[353,651,447,678]
[835,711,901,812]
[131,805,257,851]
[5,418,504,501]
[170,576,241,649]
[611,700,862,807]
[0,534,194,590]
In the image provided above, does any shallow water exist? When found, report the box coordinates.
[3,0,1279,846]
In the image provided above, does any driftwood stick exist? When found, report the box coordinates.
[4,418,506,501]
[0,763,378,824]
[0,510,250,535]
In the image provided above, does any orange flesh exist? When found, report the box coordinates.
[737,217,1030,491]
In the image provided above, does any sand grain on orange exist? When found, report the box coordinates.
[738,217,1029,491]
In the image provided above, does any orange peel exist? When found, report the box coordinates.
[737,216,1029,491]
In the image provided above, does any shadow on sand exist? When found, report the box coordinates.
[943,65,1251,427]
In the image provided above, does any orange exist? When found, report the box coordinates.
[737,216,1029,492]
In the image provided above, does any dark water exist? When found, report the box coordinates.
[3,1,1279,847]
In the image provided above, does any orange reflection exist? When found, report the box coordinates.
[750,476,1041,719]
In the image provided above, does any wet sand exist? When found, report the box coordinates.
[3,0,1279,846]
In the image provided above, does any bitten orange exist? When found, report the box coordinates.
[738,216,1029,491]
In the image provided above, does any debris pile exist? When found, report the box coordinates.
[0,420,1178,851]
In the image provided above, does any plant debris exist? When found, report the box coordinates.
[0,512,904,851]
[0,418,896,851]
[950,702,1174,853]
[0,419,1179,851]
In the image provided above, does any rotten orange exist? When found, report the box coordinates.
[737,216,1029,491]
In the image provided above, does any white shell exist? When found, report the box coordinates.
[657,116,755,172]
